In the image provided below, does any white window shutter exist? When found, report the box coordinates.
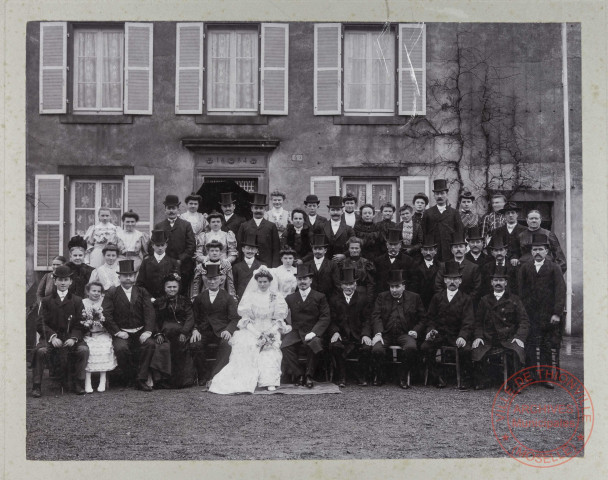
[124,175,155,235]
[399,176,429,207]
[34,175,64,270]
[39,22,67,114]
[398,23,426,116]
[261,23,289,115]
[314,23,341,115]
[125,22,153,114]
[175,23,204,114]
[310,176,340,217]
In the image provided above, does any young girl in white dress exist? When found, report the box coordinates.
[82,281,117,393]
[88,243,121,290]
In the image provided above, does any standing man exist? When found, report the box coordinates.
[374,229,419,297]
[154,194,196,296]
[319,196,355,263]
[421,179,464,262]
[492,201,526,265]
[341,192,360,228]
[102,260,157,391]
[414,240,441,309]
[518,234,566,388]
[306,234,339,299]
[220,192,246,236]
[237,193,281,267]
[459,190,479,229]
[232,233,264,300]
[412,192,429,229]
[516,210,567,273]
[282,264,331,388]
[465,226,489,266]
[303,194,328,232]
[136,229,179,300]
[480,194,507,246]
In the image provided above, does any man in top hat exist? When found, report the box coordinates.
[421,179,465,262]
[232,232,264,300]
[492,201,526,265]
[414,239,441,309]
[459,190,479,229]
[422,260,475,389]
[412,192,429,229]
[515,210,567,273]
[472,265,529,390]
[479,236,519,298]
[337,236,376,304]
[303,194,328,231]
[434,231,481,306]
[517,233,566,387]
[328,267,373,387]
[102,259,157,391]
[219,192,246,236]
[319,196,355,262]
[305,234,339,299]
[374,228,419,297]
[136,229,180,300]
[31,265,89,397]
[371,270,426,388]
[153,194,196,296]
[480,194,507,246]
[465,226,490,266]
[190,263,240,389]
[237,193,281,267]
[281,263,331,388]
[341,192,360,228]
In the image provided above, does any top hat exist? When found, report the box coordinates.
[386,229,402,244]
[432,179,449,192]
[241,232,259,248]
[185,192,203,204]
[343,192,358,203]
[499,201,521,215]
[304,194,320,205]
[219,192,236,205]
[102,243,120,255]
[421,239,438,249]
[295,263,314,278]
[53,265,74,279]
[450,231,467,246]
[490,265,510,279]
[117,259,137,275]
[204,263,223,278]
[121,209,140,222]
[151,229,168,244]
[311,234,329,248]
[466,226,484,241]
[413,192,429,205]
[487,235,507,250]
[387,269,406,285]
[339,267,357,284]
[327,196,344,209]
[250,193,268,206]
[163,194,181,207]
[443,260,463,277]
[68,235,87,251]
[531,233,550,246]
[459,190,475,201]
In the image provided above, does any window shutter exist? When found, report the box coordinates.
[175,23,204,114]
[39,22,67,114]
[398,23,426,116]
[124,175,155,235]
[314,23,341,115]
[260,23,289,115]
[34,175,64,270]
[310,176,340,217]
[125,22,153,114]
[399,176,429,207]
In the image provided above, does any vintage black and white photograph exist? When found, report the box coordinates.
[23,16,585,463]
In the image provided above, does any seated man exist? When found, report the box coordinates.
[374,228,419,297]
[190,263,240,390]
[102,260,157,392]
[282,264,331,388]
[479,236,519,298]
[191,240,236,299]
[136,229,179,300]
[371,270,426,389]
[31,265,89,397]
[422,261,475,389]
[328,267,372,387]
[472,266,529,390]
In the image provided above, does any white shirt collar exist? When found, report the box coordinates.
[506,223,517,232]
[424,259,434,268]
[253,217,263,227]
[446,289,458,302]
[224,213,233,221]
[314,257,324,266]
[471,252,481,259]
[300,287,311,300]
[57,290,68,300]
[208,289,219,302]
[308,214,317,224]
[437,205,447,213]
[121,286,132,299]
[534,259,545,270]
[455,258,464,264]
[294,226,303,234]
[154,252,165,262]
[389,257,396,263]
[244,257,255,266]
[494,291,505,301]
[344,292,353,302]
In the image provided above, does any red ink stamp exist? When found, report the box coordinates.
[491,365,594,468]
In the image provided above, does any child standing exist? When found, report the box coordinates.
[82,281,117,393]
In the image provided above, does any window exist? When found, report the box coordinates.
[175,23,289,115]
[314,23,426,116]
[71,180,124,236]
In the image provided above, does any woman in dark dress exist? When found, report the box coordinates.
[354,204,383,261]
[66,236,94,298]
[281,208,312,263]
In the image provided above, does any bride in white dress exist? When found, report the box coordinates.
[209,266,291,394]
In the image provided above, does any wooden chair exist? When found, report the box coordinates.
[424,346,461,388]
[387,346,411,386]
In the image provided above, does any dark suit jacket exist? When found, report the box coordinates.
[374,252,419,296]
[336,257,376,304]
[153,218,196,263]
[136,255,179,298]
[479,261,519,298]
[66,262,94,298]
[434,258,481,304]
[192,289,240,337]
[319,220,355,258]
[281,224,313,261]
[222,214,246,236]
[371,291,427,337]
[237,218,281,267]
[328,291,371,341]
[37,292,85,342]
[232,258,264,300]
[465,251,490,266]
[421,205,464,262]
[493,223,526,260]
[340,211,360,227]
[426,290,475,341]
[306,257,339,299]
[515,228,567,273]
[414,258,441,309]
[304,214,327,231]
[283,289,331,346]
[102,285,156,335]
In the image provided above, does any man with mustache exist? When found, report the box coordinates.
[237,193,281,267]
[515,210,567,273]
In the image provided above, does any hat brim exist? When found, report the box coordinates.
[242,242,258,247]
[327,205,344,209]
[443,273,463,278]
[295,273,314,279]
[467,236,484,241]
[421,243,438,248]
[117,270,137,275]
[205,273,223,278]
[531,242,550,247]
[387,280,406,285]
[432,188,449,192]
[250,203,268,206]
[490,274,509,279]
[163,202,181,207]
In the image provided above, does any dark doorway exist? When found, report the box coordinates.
[196,179,253,220]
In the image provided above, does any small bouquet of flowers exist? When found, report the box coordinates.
[81,304,105,330]
[256,331,277,350]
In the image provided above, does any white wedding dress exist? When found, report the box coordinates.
[209,267,291,394]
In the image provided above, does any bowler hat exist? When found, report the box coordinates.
[443,261,463,278]
[121,209,140,222]
[387,269,406,285]
[185,192,203,204]
[327,196,344,209]
[295,263,314,278]
[163,194,181,207]
[459,190,475,201]
[117,260,137,275]
[205,263,223,278]
[241,232,258,247]
[339,267,357,284]
[150,229,168,244]
[250,193,268,206]
[490,265,510,279]
[499,201,521,215]
[531,233,550,247]
[68,235,87,251]
[413,192,429,205]
[450,232,467,246]
[386,229,402,244]
[101,243,120,255]
[466,226,483,241]
[304,194,320,205]
[421,239,438,249]
[219,192,236,205]
[488,235,507,250]
[311,234,329,248]
[53,265,74,279]
[432,179,449,192]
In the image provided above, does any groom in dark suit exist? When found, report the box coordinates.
[237,193,281,267]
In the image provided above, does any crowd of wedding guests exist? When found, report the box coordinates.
[31,179,567,398]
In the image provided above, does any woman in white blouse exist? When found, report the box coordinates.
[263,190,291,234]
[180,192,208,236]
[116,210,149,272]
[194,211,238,264]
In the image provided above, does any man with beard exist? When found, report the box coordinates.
[237,193,281,267]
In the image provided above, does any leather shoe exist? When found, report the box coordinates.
[436,376,447,388]
[136,380,153,392]
[372,376,384,387]
[337,379,346,388]
[305,375,314,389]
[399,379,410,389]
[295,375,305,387]
[357,380,368,387]
[73,381,86,395]
[544,382,555,390]
[31,384,41,398]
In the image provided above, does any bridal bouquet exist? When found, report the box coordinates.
[81,304,105,329]
[256,331,277,350]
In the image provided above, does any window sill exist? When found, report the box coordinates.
[59,114,134,124]
[195,115,268,125]
[333,116,408,125]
